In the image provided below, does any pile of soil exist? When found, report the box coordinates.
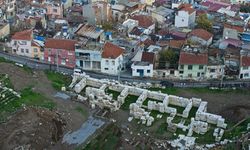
[0,107,66,150]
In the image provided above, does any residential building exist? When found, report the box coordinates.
[111,4,126,22]
[140,0,155,6]
[174,5,196,28]
[178,51,208,80]
[44,39,77,68]
[0,22,10,39]
[130,15,155,35]
[44,0,64,19]
[31,40,44,60]
[131,51,155,77]
[239,55,250,79]
[11,29,33,58]
[188,29,213,46]
[223,23,244,40]
[151,6,174,27]
[101,42,124,75]
[75,42,102,71]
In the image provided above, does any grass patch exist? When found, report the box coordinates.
[0,74,13,89]
[121,95,139,110]
[156,122,168,135]
[223,118,250,139]
[45,70,72,90]
[142,98,161,106]
[83,124,121,150]
[168,104,185,114]
[75,106,88,117]
[106,89,120,100]
[194,126,215,144]
[188,107,198,118]
[0,87,55,122]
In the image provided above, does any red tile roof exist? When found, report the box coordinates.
[179,52,208,65]
[12,29,33,41]
[131,15,154,28]
[224,24,244,33]
[169,40,186,49]
[102,42,124,59]
[189,29,213,40]
[241,56,250,67]
[180,7,196,14]
[45,39,77,51]
[142,52,155,64]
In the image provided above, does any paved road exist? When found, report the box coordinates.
[1,51,250,88]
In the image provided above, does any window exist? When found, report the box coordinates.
[180,65,184,69]
[104,68,108,70]
[34,48,38,53]
[21,49,24,53]
[197,72,200,77]
[244,73,249,77]
[61,59,66,65]
[188,65,192,70]
[199,65,203,70]
[243,66,248,70]
[210,69,215,73]
[112,61,115,65]
[26,49,29,53]
[147,70,150,73]
[188,74,192,77]
[170,70,174,75]
[48,57,51,62]
[179,71,183,74]
[105,60,109,65]
[53,9,57,13]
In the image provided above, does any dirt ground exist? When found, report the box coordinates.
[0,107,65,150]
[176,89,250,123]
[0,63,90,150]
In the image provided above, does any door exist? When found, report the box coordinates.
[137,69,144,77]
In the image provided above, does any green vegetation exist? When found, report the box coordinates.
[196,14,212,32]
[121,95,139,110]
[45,70,71,90]
[142,98,161,106]
[0,87,55,122]
[240,4,250,13]
[83,124,121,150]
[158,49,179,69]
[75,106,88,117]
[168,104,185,114]
[0,74,13,89]
[194,126,215,144]
[0,57,12,63]
[106,89,120,100]
[223,118,250,139]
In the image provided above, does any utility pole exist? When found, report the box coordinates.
[56,49,59,72]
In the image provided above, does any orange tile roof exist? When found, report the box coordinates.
[169,40,186,49]
[12,29,33,41]
[224,24,244,33]
[142,52,155,64]
[180,6,196,14]
[131,15,154,28]
[189,29,213,40]
[241,56,250,67]
[45,39,77,51]
[179,51,208,65]
[102,42,124,59]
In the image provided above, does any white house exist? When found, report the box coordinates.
[175,5,196,28]
[11,29,33,58]
[239,55,250,79]
[131,51,155,77]
[101,42,124,75]
[75,44,102,71]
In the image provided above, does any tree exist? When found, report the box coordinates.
[196,14,212,32]
[158,49,179,69]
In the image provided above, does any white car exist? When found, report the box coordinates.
[73,68,86,76]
